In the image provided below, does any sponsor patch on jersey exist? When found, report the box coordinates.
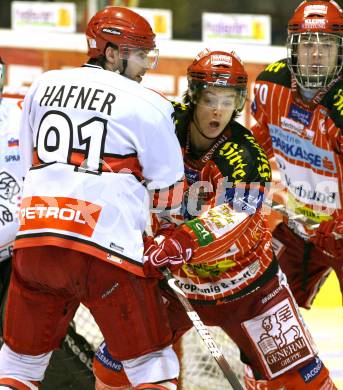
[5,155,20,162]
[201,203,249,238]
[298,357,323,383]
[242,298,315,379]
[288,198,334,223]
[219,141,249,182]
[0,204,13,225]
[280,117,304,135]
[185,165,200,185]
[270,125,336,174]
[19,196,102,237]
[288,104,313,126]
[261,285,283,304]
[186,219,213,246]
[0,171,21,201]
[284,172,339,208]
[106,254,123,264]
[184,257,237,278]
[7,138,19,147]
[109,241,124,253]
[176,260,260,296]
[275,155,340,210]
[95,342,124,372]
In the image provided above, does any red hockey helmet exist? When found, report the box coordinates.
[187,49,248,112]
[287,1,343,88]
[86,7,158,68]
[288,0,343,34]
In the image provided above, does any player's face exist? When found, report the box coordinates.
[297,33,338,78]
[123,48,157,83]
[194,87,237,139]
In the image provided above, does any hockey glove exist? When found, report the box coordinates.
[310,215,343,258]
[143,230,194,278]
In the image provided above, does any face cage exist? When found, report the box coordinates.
[118,45,159,70]
[189,82,247,112]
[287,32,343,89]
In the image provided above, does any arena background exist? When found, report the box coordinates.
[0,13,342,388]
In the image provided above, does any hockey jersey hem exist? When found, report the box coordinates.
[14,234,145,277]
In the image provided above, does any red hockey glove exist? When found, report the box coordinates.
[143,230,194,278]
[310,216,343,258]
[155,221,178,237]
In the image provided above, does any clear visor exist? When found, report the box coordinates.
[119,45,159,70]
[287,32,343,88]
[194,86,247,112]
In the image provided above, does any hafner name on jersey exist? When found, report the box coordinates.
[39,85,116,115]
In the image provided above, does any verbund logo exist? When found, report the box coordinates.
[19,196,102,237]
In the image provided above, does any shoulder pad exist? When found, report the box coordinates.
[320,79,343,131]
[171,101,192,144]
[213,122,272,183]
[256,58,291,88]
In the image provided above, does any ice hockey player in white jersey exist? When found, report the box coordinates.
[0,57,23,319]
[0,56,98,390]
[0,7,186,390]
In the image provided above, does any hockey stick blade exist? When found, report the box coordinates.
[162,267,244,390]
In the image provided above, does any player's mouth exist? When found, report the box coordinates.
[209,120,220,130]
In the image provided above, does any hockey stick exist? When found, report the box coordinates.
[264,198,343,238]
[263,198,320,230]
[162,267,244,390]
[264,198,342,259]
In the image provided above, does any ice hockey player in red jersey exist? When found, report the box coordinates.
[0,7,186,390]
[251,0,343,311]
[93,49,337,389]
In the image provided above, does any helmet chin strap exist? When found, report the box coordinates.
[120,59,128,77]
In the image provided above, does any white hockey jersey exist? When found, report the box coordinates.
[15,65,184,276]
[0,95,24,261]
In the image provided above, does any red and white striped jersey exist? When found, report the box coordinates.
[166,103,274,304]
[14,64,184,276]
[251,59,343,238]
[0,95,24,261]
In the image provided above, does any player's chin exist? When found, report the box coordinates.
[135,74,144,83]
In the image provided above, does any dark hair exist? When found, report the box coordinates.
[87,43,118,68]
